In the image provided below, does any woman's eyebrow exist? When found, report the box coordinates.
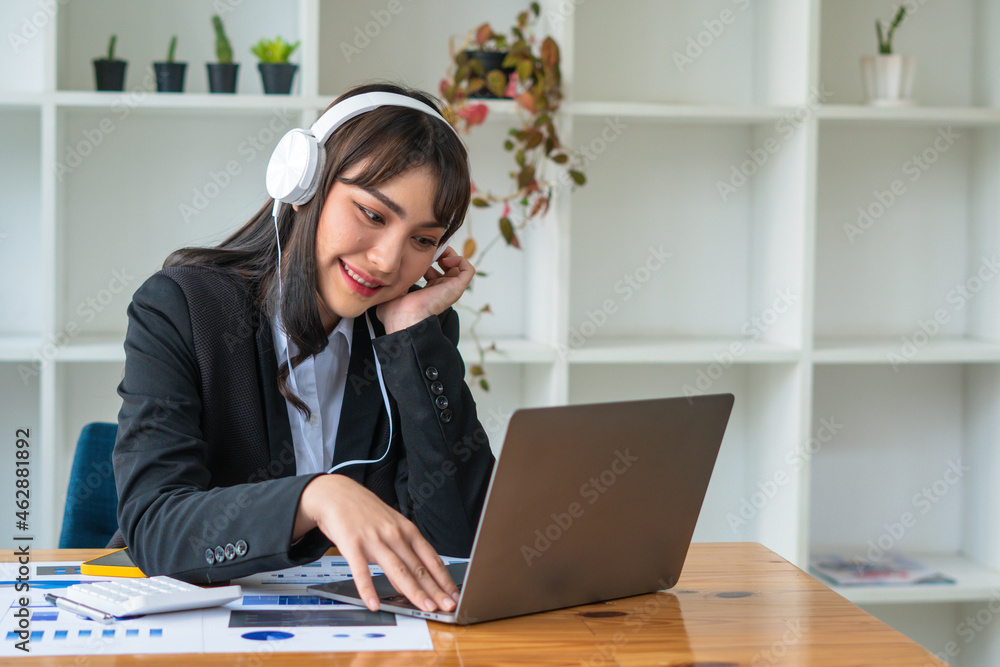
[357,184,447,228]
[357,184,404,218]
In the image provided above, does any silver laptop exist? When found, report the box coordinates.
[308,393,734,624]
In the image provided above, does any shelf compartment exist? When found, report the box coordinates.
[0,1,49,94]
[810,364,1000,573]
[572,0,808,106]
[817,105,1000,127]
[51,91,320,112]
[819,0,1000,108]
[0,109,43,337]
[54,109,309,336]
[0,363,40,552]
[813,337,1000,365]
[0,337,47,362]
[568,119,807,347]
[57,0,303,95]
[317,0,538,97]
[565,102,795,124]
[820,553,1000,605]
[566,338,800,364]
[568,363,806,561]
[814,124,1000,341]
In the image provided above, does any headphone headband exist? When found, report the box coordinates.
[266,91,464,209]
[309,91,462,146]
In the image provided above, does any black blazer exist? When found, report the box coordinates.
[112,266,495,583]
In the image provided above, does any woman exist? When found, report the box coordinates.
[110,82,495,615]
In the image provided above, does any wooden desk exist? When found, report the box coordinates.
[5,543,945,666]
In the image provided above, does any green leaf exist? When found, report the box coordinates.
[503,139,515,151]
[470,364,484,377]
[486,69,506,97]
[517,59,534,83]
[518,165,535,190]
[479,378,490,391]
[471,197,490,208]
[499,217,520,248]
[502,51,521,69]
[515,149,525,167]
[551,153,569,164]
[569,170,586,186]
[523,129,543,149]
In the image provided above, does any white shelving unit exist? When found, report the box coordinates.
[3,0,1000,663]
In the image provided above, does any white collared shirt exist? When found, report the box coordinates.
[272,315,354,475]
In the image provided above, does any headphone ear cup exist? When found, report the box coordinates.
[293,143,326,206]
[266,129,321,205]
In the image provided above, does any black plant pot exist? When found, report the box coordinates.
[464,50,514,99]
[258,63,297,95]
[153,62,187,92]
[93,59,127,92]
[207,62,239,93]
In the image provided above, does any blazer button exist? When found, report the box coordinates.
[225,543,236,560]
[424,366,439,381]
[235,540,248,556]
[205,549,216,565]
[430,381,444,395]
[435,395,449,410]
[215,546,226,563]
[439,409,453,424]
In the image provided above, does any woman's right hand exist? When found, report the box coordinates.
[293,474,459,613]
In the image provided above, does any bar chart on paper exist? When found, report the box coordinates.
[0,559,434,656]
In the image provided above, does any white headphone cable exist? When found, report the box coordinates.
[272,201,394,475]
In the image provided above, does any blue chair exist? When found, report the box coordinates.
[59,422,119,548]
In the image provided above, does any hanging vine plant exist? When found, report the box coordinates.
[439,2,587,390]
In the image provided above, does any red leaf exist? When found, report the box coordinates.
[457,103,489,127]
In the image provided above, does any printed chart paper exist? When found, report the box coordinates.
[1,559,435,656]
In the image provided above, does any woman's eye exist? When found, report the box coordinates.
[357,204,384,224]
[417,237,438,249]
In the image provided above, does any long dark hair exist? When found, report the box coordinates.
[164,82,471,416]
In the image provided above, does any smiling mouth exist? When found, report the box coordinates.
[341,260,385,290]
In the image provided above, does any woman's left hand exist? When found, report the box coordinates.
[378,247,474,334]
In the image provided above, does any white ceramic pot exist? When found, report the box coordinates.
[860,54,916,106]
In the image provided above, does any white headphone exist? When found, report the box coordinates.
[266,90,464,263]
[267,91,465,475]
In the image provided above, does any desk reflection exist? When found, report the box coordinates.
[429,592,691,666]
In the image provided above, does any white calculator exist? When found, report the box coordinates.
[45,576,242,623]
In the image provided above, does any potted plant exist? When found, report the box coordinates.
[861,6,915,106]
[458,23,516,99]
[207,15,238,94]
[154,35,187,93]
[251,36,300,95]
[440,2,587,389]
[93,34,126,92]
